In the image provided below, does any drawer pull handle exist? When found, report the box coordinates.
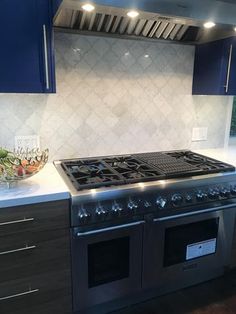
[0,288,39,301]
[0,217,34,226]
[0,245,36,256]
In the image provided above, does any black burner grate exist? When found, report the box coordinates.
[104,156,164,183]
[61,159,125,190]
[60,150,235,191]
[166,151,235,174]
[61,156,165,190]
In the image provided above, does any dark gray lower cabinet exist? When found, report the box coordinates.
[231,218,236,269]
[0,200,72,314]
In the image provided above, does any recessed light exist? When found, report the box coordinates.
[144,54,149,58]
[234,27,236,32]
[203,21,216,29]
[81,3,95,12]
[127,10,139,18]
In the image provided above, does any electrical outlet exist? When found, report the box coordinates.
[192,127,208,142]
[15,135,40,151]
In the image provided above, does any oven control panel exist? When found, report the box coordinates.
[72,181,236,226]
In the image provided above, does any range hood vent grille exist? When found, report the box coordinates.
[54,7,198,42]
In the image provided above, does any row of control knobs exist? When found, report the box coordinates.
[78,200,135,222]
[77,198,154,222]
[196,187,236,201]
[77,186,236,221]
[157,186,236,208]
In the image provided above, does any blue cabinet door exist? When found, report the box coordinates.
[52,0,63,17]
[38,0,56,93]
[0,0,55,93]
[192,37,236,96]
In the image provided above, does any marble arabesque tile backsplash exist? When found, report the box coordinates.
[0,33,231,160]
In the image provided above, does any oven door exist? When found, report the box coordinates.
[143,203,236,291]
[72,220,144,312]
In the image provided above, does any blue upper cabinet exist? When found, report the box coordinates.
[192,37,236,95]
[0,0,56,93]
[52,0,63,17]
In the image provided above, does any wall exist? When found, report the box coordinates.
[0,33,232,160]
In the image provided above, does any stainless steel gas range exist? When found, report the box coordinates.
[54,150,236,314]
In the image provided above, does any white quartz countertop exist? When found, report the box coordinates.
[0,163,70,208]
[0,147,236,209]
[194,147,236,167]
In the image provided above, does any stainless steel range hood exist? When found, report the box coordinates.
[54,0,236,44]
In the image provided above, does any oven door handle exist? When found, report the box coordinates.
[153,202,236,222]
[76,220,145,237]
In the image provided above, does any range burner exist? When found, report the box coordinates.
[104,156,164,182]
[61,156,164,190]
[61,159,124,190]
[166,151,235,173]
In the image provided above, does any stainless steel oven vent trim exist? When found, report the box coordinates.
[54,5,197,43]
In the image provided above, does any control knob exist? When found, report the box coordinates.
[78,207,91,222]
[185,194,193,203]
[231,185,236,195]
[220,188,230,198]
[171,194,183,207]
[127,199,138,210]
[156,197,167,209]
[208,189,219,200]
[95,205,107,217]
[112,201,123,214]
[144,201,152,208]
[196,192,207,201]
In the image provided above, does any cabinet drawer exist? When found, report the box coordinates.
[0,200,70,236]
[0,269,72,314]
[24,296,72,314]
[0,228,71,283]
[230,217,236,268]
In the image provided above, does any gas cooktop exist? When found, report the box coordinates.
[58,150,235,191]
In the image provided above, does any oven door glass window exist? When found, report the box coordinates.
[88,236,129,288]
[164,218,219,267]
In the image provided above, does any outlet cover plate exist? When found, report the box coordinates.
[192,127,208,142]
[15,135,40,151]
